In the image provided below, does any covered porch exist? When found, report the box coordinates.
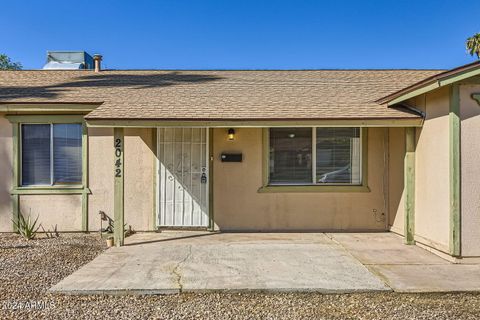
[86,119,419,247]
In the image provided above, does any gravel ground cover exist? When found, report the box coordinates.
[1,233,480,320]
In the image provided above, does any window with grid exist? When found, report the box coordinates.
[269,127,362,185]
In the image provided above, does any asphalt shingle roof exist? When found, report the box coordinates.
[0,69,444,120]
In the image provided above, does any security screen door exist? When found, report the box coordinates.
[157,128,209,227]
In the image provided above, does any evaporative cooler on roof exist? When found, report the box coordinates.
[42,51,94,70]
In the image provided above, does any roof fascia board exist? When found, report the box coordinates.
[0,103,98,113]
[386,66,480,106]
[387,82,440,106]
[439,67,480,87]
[86,118,424,128]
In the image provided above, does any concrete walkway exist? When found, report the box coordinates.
[50,232,480,295]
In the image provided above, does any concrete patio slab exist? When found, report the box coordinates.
[51,232,480,295]
[327,233,448,265]
[329,233,480,292]
[372,264,480,292]
[50,232,390,294]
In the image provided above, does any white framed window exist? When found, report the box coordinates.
[21,123,82,186]
[269,127,362,186]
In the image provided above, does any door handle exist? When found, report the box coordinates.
[201,173,207,184]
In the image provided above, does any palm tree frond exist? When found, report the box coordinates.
[466,33,480,58]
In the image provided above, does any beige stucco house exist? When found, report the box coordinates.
[1,57,480,262]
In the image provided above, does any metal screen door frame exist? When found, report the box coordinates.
[156,127,210,228]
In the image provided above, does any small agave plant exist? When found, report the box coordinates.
[12,213,41,240]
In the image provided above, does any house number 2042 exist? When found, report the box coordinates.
[115,138,122,177]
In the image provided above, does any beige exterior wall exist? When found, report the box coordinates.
[414,87,451,253]
[459,83,480,257]
[124,128,156,231]
[212,127,389,231]
[87,128,114,231]
[19,195,82,231]
[388,127,405,235]
[88,127,155,232]
[0,114,13,232]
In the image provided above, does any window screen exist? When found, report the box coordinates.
[21,124,51,185]
[269,128,312,184]
[316,128,361,184]
[21,123,82,186]
[53,124,82,184]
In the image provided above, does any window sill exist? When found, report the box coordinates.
[11,186,91,195]
[257,185,370,193]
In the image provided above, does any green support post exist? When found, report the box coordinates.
[12,123,19,232]
[81,122,89,232]
[152,128,158,230]
[404,127,415,245]
[449,84,461,256]
[208,128,214,231]
[114,128,125,247]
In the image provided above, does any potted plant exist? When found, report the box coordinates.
[106,236,114,247]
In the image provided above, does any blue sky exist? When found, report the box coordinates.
[1,0,479,70]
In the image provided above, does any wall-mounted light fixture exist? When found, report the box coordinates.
[228,128,235,141]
